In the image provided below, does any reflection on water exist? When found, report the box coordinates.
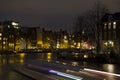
[37,52,53,62]
[72,62,79,66]
[46,52,51,62]
[103,64,115,73]
[20,53,25,58]
[0,53,26,65]
[19,53,25,64]
[0,52,120,80]
[0,52,53,80]
[0,55,14,64]
[0,53,35,80]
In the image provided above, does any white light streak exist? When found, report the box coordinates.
[49,70,83,80]
[84,68,120,77]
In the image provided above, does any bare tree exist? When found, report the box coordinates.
[88,1,109,53]
[74,16,85,33]
[74,1,109,53]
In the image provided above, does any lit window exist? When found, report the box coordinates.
[113,22,116,24]
[108,23,111,29]
[82,30,85,34]
[72,35,74,37]
[69,35,71,37]
[12,35,14,38]
[3,46,5,49]
[113,22,116,29]
[3,41,5,44]
[0,37,1,40]
[8,25,10,28]
[104,23,107,29]
[0,33,2,36]
[64,36,67,39]
[3,38,6,40]
[12,22,20,29]
[12,22,18,26]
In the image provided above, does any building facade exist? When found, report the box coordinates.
[101,13,120,54]
[0,21,21,51]
[20,27,37,49]
[0,21,94,51]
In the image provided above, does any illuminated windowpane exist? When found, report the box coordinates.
[8,25,10,28]
[12,22,18,26]
[3,46,5,49]
[113,22,116,25]
[64,36,67,39]
[3,38,6,40]
[113,22,116,29]
[108,23,111,29]
[3,41,5,44]
[0,33,2,36]
[104,23,107,29]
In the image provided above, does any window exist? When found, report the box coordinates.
[3,38,6,40]
[113,22,116,29]
[104,23,107,29]
[8,25,10,28]
[108,23,111,29]
[109,31,111,39]
[113,31,116,40]
[3,41,5,44]
[0,33,2,36]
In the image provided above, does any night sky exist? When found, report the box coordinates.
[0,0,119,32]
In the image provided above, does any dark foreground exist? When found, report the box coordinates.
[0,53,120,80]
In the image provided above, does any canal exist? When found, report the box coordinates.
[0,53,120,80]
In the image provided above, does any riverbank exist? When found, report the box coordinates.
[0,50,16,54]
[56,52,120,65]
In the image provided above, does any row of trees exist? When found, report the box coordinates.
[73,1,109,54]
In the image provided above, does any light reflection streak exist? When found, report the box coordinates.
[19,53,25,64]
[103,64,114,73]
[72,62,79,66]
[9,60,14,64]
[46,52,51,62]
[49,70,83,80]
[84,68,120,77]
[20,53,25,58]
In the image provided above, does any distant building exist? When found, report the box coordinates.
[42,28,57,49]
[101,12,120,54]
[20,27,37,49]
[0,21,21,51]
[0,20,96,51]
[58,29,69,49]
[36,28,70,49]
[36,27,43,48]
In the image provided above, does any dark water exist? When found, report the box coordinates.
[0,52,55,80]
[0,54,31,80]
[0,53,120,80]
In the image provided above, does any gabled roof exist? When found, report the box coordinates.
[113,12,120,20]
[102,12,120,22]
